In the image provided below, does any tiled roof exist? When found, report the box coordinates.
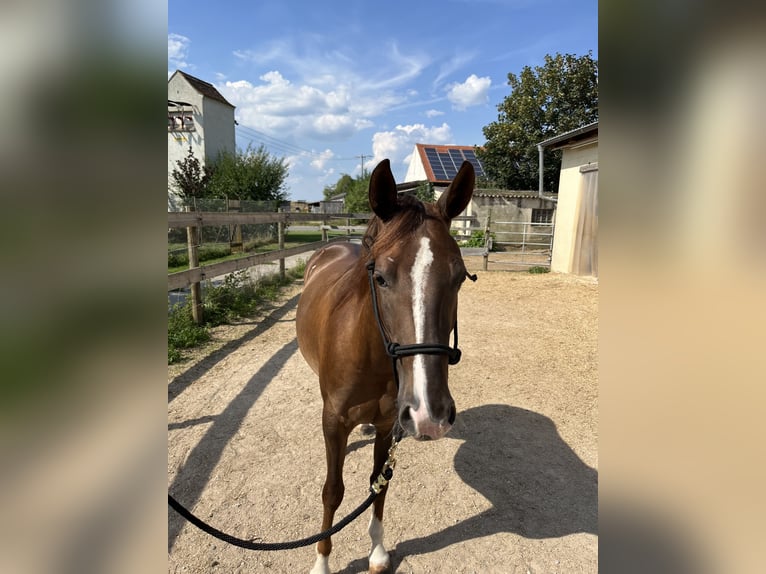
[474,189,541,198]
[171,70,235,108]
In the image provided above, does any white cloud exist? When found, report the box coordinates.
[219,66,403,143]
[168,33,191,69]
[221,36,432,144]
[310,149,335,170]
[433,51,478,88]
[425,109,445,118]
[370,123,453,174]
[447,74,492,110]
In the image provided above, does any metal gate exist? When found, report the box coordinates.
[485,218,554,270]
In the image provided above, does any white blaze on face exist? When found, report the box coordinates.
[410,237,433,415]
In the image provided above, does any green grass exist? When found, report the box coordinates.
[168,261,307,364]
[528,266,550,274]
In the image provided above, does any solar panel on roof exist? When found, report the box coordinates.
[421,145,485,181]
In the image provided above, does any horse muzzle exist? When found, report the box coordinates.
[399,401,456,441]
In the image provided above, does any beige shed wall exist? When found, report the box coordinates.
[550,141,598,274]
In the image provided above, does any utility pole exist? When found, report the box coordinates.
[357,154,367,178]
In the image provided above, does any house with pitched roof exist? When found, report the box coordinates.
[167,70,236,210]
[404,144,557,242]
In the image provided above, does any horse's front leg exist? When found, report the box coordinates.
[367,426,394,574]
[310,408,350,574]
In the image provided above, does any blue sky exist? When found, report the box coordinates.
[169,0,597,202]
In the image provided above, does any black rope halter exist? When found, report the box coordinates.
[366,261,475,388]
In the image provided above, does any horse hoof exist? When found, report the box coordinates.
[358,424,376,437]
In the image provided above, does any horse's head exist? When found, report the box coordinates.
[365,159,475,440]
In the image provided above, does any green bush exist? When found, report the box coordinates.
[528,266,550,274]
[461,230,495,249]
[203,271,259,326]
[167,301,211,363]
[167,261,307,364]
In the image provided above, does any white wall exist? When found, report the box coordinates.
[201,97,235,164]
[404,146,427,182]
[550,141,598,275]
[167,73,235,211]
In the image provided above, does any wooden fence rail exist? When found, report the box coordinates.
[168,210,482,323]
[167,211,372,229]
[167,237,351,291]
[168,210,372,323]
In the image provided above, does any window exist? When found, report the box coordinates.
[531,208,554,224]
[168,112,195,132]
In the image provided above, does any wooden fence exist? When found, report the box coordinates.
[168,210,496,323]
[168,211,371,323]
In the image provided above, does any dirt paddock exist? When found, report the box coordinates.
[168,258,598,573]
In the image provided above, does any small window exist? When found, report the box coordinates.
[168,112,195,132]
[531,208,554,224]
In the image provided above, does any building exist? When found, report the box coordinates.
[403,144,486,236]
[404,144,486,184]
[404,143,556,243]
[539,122,598,277]
[167,70,236,210]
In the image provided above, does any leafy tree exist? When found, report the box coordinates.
[170,147,213,202]
[478,52,598,191]
[207,144,289,202]
[323,173,354,201]
[343,173,372,213]
[413,181,434,204]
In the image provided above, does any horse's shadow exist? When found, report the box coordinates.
[339,404,597,572]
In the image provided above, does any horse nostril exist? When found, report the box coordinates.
[447,404,456,426]
[400,406,413,426]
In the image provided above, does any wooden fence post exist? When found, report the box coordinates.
[186,207,203,324]
[278,217,286,280]
[483,212,490,271]
[321,216,328,242]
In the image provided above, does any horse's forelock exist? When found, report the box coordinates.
[363,196,438,261]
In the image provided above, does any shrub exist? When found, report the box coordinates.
[461,230,495,249]
[167,301,211,363]
[528,266,550,274]
[167,260,308,364]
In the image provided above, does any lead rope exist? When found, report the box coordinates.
[168,436,400,551]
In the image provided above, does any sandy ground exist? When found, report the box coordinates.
[168,257,598,573]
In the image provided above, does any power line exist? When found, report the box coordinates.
[235,123,362,162]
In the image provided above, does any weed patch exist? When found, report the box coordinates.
[528,266,550,274]
[167,260,307,364]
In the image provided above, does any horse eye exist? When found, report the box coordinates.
[375,274,387,287]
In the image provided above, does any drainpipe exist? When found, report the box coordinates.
[538,143,557,203]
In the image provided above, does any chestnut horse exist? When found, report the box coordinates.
[296,159,475,574]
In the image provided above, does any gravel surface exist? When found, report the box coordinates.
[168,261,598,573]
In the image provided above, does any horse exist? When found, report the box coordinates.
[295,158,476,574]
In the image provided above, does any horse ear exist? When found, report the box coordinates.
[437,160,475,221]
[368,159,398,221]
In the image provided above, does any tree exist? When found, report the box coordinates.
[342,173,372,213]
[207,144,289,203]
[478,52,598,191]
[323,173,354,201]
[170,147,213,203]
[412,181,434,204]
